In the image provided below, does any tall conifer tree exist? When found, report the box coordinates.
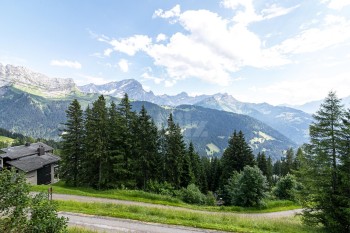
[299,91,347,232]
[118,93,137,187]
[61,99,84,186]
[164,113,186,188]
[221,130,255,183]
[134,106,161,189]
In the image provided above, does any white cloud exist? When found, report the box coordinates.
[153,4,181,19]
[275,15,350,54]
[108,35,152,56]
[97,4,295,86]
[141,72,164,84]
[257,72,350,105]
[261,4,300,20]
[165,79,177,87]
[156,33,167,42]
[323,0,350,10]
[104,48,113,57]
[221,0,299,25]
[90,52,104,58]
[118,59,129,72]
[50,60,82,69]
[145,8,288,85]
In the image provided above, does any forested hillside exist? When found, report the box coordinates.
[0,86,295,159]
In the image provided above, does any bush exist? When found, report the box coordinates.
[146,180,176,197]
[273,173,298,201]
[0,168,67,232]
[179,184,206,205]
[205,191,216,206]
[28,192,68,232]
[225,165,268,207]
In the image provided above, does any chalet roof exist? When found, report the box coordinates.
[0,142,53,160]
[6,153,60,172]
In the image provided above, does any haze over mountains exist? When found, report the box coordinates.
[0,63,330,159]
[79,80,313,145]
[285,97,350,114]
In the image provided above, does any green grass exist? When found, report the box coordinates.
[32,182,300,213]
[0,136,14,144]
[68,226,99,233]
[58,200,322,233]
[32,182,184,206]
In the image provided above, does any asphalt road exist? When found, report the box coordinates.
[61,212,227,233]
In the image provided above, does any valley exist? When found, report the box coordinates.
[0,63,309,160]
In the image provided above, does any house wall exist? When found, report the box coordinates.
[26,170,37,185]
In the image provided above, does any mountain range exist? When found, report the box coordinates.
[79,80,313,145]
[0,63,319,160]
[285,96,350,114]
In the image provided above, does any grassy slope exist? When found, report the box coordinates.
[0,135,15,144]
[33,183,315,232]
[58,200,321,233]
[32,182,300,213]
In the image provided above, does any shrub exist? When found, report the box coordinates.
[205,191,216,206]
[273,173,298,201]
[180,184,206,205]
[146,180,176,197]
[0,168,67,232]
[225,165,268,207]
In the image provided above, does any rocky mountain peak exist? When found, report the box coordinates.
[0,63,76,97]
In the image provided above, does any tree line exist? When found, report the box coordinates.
[4,91,348,232]
[60,94,300,195]
[61,94,203,190]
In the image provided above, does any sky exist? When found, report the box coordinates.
[1,0,350,105]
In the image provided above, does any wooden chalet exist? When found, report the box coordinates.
[0,142,60,185]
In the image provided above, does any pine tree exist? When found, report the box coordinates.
[92,95,109,189]
[292,147,304,171]
[208,156,222,192]
[80,105,96,187]
[61,99,84,187]
[164,113,186,189]
[221,130,255,183]
[158,125,167,182]
[181,149,193,187]
[257,152,268,176]
[273,160,282,176]
[337,108,350,230]
[266,156,273,185]
[188,142,200,185]
[106,101,124,187]
[199,156,210,193]
[118,93,137,187]
[134,106,161,189]
[299,91,347,232]
[281,148,294,176]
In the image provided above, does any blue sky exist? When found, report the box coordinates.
[1,0,350,105]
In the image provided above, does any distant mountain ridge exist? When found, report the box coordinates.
[0,86,296,160]
[0,63,77,97]
[79,80,210,106]
[0,63,311,151]
[79,80,312,145]
[284,96,350,114]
